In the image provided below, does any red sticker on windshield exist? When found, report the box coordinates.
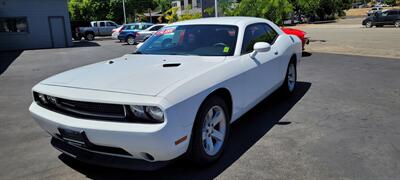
[156,27,176,36]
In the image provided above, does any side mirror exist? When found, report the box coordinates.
[250,42,271,58]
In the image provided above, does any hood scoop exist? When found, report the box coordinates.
[163,63,181,68]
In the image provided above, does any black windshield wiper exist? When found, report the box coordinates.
[133,51,142,54]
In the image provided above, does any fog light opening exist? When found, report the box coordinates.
[140,152,155,162]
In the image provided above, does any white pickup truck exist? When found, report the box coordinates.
[73,20,120,41]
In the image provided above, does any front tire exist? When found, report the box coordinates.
[279,59,297,96]
[190,96,230,165]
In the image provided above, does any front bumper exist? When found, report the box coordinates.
[51,137,169,170]
[29,101,191,169]
[117,35,126,41]
[111,32,119,40]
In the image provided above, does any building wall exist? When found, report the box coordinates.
[0,0,72,51]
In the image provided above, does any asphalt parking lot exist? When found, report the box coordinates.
[0,39,400,180]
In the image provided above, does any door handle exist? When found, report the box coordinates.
[274,51,279,55]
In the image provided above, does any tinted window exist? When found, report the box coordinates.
[241,23,278,54]
[137,25,238,56]
[150,25,163,31]
[93,22,98,27]
[388,11,397,16]
[106,22,115,26]
[0,17,28,33]
[99,22,105,27]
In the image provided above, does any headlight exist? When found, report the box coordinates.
[129,105,164,123]
[129,105,146,118]
[146,106,164,121]
[37,93,48,104]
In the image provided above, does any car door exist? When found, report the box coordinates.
[105,21,117,35]
[98,21,107,35]
[386,11,398,24]
[240,23,281,108]
[375,12,385,25]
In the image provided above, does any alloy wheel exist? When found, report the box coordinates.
[366,21,372,28]
[287,63,296,92]
[86,34,94,41]
[127,36,135,45]
[201,105,226,156]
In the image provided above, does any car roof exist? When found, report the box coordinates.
[170,16,272,27]
[125,22,153,25]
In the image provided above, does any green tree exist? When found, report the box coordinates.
[384,0,396,5]
[233,0,293,25]
[68,0,156,24]
[154,0,172,12]
[68,0,109,21]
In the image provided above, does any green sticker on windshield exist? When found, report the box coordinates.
[223,47,230,53]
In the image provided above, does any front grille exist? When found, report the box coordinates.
[34,92,127,122]
[57,98,126,118]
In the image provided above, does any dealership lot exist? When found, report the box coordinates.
[297,17,400,59]
[0,39,400,180]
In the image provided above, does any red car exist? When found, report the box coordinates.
[281,27,309,50]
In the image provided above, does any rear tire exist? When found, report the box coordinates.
[127,35,135,45]
[73,35,82,41]
[189,96,230,166]
[395,20,400,28]
[279,59,297,96]
[84,32,95,41]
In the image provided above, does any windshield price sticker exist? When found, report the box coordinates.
[156,27,176,36]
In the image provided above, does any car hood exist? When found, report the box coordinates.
[40,54,226,96]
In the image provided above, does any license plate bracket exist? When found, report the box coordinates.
[58,128,91,147]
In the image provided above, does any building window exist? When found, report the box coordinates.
[196,0,201,8]
[0,17,28,33]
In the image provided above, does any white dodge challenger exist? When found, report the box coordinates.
[29,17,302,170]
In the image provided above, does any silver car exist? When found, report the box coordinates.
[134,24,166,43]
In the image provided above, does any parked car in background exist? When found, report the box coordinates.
[74,20,120,41]
[112,26,124,41]
[281,27,309,50]
[71,21,92,41]
[363,9,400,28]
[118,22,154,45]
[29,17,302,170]
[368,7,383,16]
[134,24,166,43]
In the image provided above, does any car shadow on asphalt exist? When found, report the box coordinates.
[302,51,312,57]
[59,82,312,180]
[73,41,100,48]
[0,50,23,76]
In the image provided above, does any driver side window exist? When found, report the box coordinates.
[241,23,278,54]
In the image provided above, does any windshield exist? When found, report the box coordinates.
[136,25,238,56]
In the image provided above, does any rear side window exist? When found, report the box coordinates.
[388,11,398,16]
[150,25,163,31]
[99,22,105,27]
[241,23,278,54]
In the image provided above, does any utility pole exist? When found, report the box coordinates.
[214,0,218,17]
[122,0,127,24]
